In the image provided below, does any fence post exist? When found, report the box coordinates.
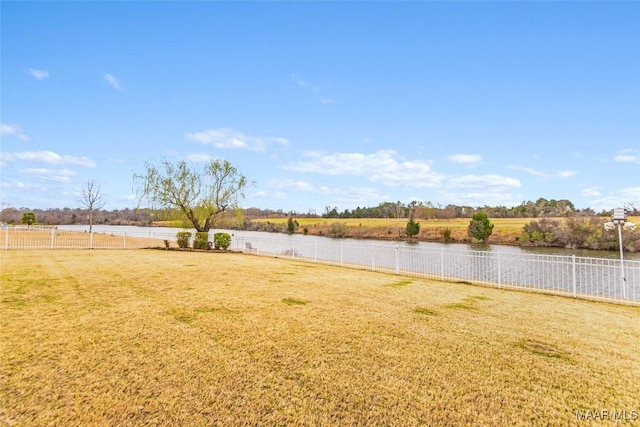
[572,255,577,298]
[4,227,8,250]
[314,241,317,263]
[497,252,501,289]
[440,247,444,280]
[51,228,55,249]
[124,233,127,249]
[340,242,344,267]
[90,231,94,250]
[395,245,400,274]
[371,243,376,272]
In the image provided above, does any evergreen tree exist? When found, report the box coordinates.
[468,212,494,242]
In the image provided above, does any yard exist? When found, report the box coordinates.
[1,249,639,426]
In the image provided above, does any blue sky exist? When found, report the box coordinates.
[1,1,639,214]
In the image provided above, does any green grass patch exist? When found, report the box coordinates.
[414,307,438,316]
[194,306,219,314]
[444,302,478,311]
[386,279,413,288]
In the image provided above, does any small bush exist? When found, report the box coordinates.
[176,231,192,248]
[214,232,231,250]
[329,222,346,238]
[440,227,452,242]
[193,232,209,250]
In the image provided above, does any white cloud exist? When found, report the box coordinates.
[587,186,640,211]
[440,191,521,208]
[1,123,30,142]
[184,152,216,162]
[618,186,640,202]
[507,165,549,179]
[557,170,577,178]
[285,149,444,188]
[27,68,49,80]
[1,150,96,167]
[291,73,333,105]
[269,179,315,192]
[447,154,482,164]
[291,74,308,88]
[581,187,601,197]
[614,149,640,164]
[19,168,75,183]
[448,174,521,190]
[104,73,122,91]
[184,128,289,152]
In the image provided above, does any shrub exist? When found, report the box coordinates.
[468,212,494,242]
[329,222,346,238]
[193,232,209,249]
[214,232,231,250]
[440,227,452,242]
[176,231,192,248]
[405,218,420,239]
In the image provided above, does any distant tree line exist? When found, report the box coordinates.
[0,207,157,227]
[319,199,638,220]
[1,198,637,228]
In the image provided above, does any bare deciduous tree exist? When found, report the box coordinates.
[79,180,105,233]
[134,159,248,232]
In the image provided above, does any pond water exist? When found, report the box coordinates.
[57,224,639,260]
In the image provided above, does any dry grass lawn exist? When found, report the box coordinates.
[1,250,639,426]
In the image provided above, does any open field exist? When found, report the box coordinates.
[252,216,640,230]
[2,250,639,426]
[251,216,535,230]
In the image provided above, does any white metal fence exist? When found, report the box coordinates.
[0,227,175,250]
[233,235,640,305]
[2,227,638,305]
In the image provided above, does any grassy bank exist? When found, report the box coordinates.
[1,250,639,426]
[249,216,640,247]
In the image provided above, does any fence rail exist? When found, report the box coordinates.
[2,227,638,305]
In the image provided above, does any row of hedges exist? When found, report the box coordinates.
[175,232,231,250]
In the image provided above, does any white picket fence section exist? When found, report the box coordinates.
[2,226,638,305]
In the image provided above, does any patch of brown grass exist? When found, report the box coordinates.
[1,250,639,426]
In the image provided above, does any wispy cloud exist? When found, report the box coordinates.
[581,187,601,197]
[439,191,522,208]
[269,179,315,192]
[1,150,96,167]
[447,153,482,164]
[614,149,640,164]
[557,170,577,178]
[104,73,122,91]
[448,174,521,190]
[185,128,289,152]
[285,149,444,188]
[1,123,30,142]
[588,186,640,211]
[507,165,549,179]
[184,152,216,162]
[19,168,75,183]
[27,68,49,80]
[291,74,333,105]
